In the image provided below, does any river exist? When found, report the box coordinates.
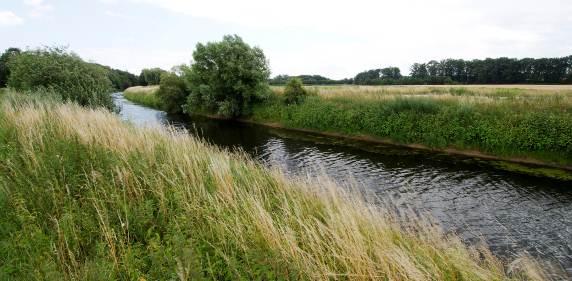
[114,93,572,277]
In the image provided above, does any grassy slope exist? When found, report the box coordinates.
[123,85,162,109]
[0,92,546,280]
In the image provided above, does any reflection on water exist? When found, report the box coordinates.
[114,93,572,276]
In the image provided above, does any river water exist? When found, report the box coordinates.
[114,93,572,277]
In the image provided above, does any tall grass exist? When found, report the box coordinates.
[254,86,572,166]
[124,85,162,109]
[0,93,549,280]
[120,85,572,166]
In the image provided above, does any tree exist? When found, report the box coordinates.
[7,47,114,110]
[380,67,402,80]
[426,60,440,78]
[410,63,428,79]
[158,71,188,114]
[407,55,571,84]
[185,35,270,118]
[354,69,381,85]
[269,74,349,85]
[106,67,139,91]
[139,68,166,86]
[0,47,21,87]
[283,77,307,105]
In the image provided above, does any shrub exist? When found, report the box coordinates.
[283,78,307,104]
[0,48,21,88]
[7,47,114,110]
[158,72,188,114]
[185,35,270,118]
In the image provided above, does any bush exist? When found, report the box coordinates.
[0,48,21,88]
[283,78,307,105]
[185,35,270,118]
[7,47,115,110]
[158,72,188,114]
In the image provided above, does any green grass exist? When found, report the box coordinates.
[252,86,572,167]
[123,85,572,167]
[0,92,549,280]
[123,86,163,109]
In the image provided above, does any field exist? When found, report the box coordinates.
[254,85,572,167]
[270,85,572,110]
[0,90,550,280]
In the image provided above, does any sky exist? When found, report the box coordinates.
[1,0,571,79]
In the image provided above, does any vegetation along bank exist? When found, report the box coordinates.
[0,36,567,279]
[119,35,572,174]
[2,87,554,280]
[124,84,572,171]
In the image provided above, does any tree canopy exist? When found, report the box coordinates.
[355,56,572,85]
[7,47,115,110]
[185,35,270,118]
[139,68,167,86]
[158,70,189,114]
[0,48,21,88]
[106,67,140,91]
[269,74,351,85]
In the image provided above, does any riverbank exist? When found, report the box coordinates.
[124,85,162,108]
[0,91,550,280]
[124,85,572,179]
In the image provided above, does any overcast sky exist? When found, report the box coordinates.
[1,0,571,79]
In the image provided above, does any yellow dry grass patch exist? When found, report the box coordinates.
[124,85,160,95]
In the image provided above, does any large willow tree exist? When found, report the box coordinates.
[185,35,270,118]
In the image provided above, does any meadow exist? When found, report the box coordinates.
[0,90,550,280]
[252,85,572,167]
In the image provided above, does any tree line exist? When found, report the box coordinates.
[270,56,572,85]
[4,42,572,119]
[270,74,352,85]
[354,56,572,85]
[0,47,173,93]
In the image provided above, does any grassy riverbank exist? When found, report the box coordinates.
[124,85,572,169]
[0,91,548,280]
[123,85,162,108]
[256,85,572,167]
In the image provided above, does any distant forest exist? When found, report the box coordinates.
[270,55,572,85]
[269,74,353,85]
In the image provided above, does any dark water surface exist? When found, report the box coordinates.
[114,93,572,277]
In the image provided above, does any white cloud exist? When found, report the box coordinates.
[24,0,54,17]
[104,10,129,19]
[0,11,24,26]
[79,47,192,74]
[128,0,572,78]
